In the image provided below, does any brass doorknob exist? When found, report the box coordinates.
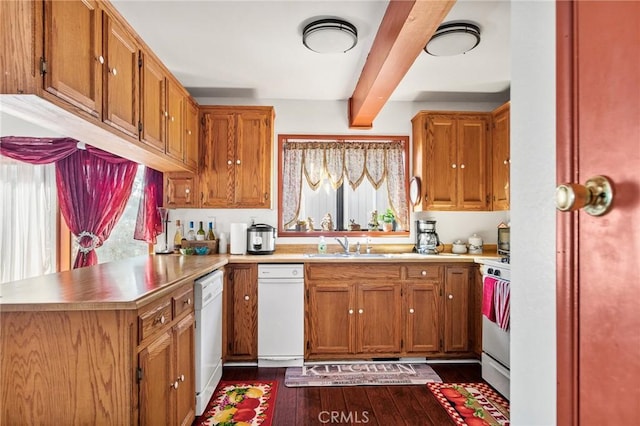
[555,175,613,216]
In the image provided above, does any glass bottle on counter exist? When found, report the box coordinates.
[187,221,196,241]
[173,219,184,249]
[196,221,206,241]
[207,222,216,240]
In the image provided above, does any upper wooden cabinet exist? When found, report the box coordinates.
[490,102,510,210]
[1,0,197,173]
[103,12,139,139]
[183,98,199,170]
[134,42,190,166]
[199,106,274,208]
[412,112,490,211]
[412,104,510,211]
[43,0,103,118]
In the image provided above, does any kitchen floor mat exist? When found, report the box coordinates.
[427,382,510,426]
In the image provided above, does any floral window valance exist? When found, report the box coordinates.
[281,136,409,230]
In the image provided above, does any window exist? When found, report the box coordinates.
[278,134,410,236]
[71,164,149,263]
[0,157,57,283]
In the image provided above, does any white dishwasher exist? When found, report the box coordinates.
[258,264,304,367]
[194,269,224,416]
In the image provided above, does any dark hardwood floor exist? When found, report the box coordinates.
[199,362,486,425]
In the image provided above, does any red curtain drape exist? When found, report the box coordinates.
[1,136,138,268]
[134,167,164,244]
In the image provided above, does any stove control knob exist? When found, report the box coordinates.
[487,268,494,275]
[495,270,501,277]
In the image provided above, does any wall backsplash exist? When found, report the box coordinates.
[156,208,510,253]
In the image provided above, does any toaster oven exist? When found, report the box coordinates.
[498,227,510,257]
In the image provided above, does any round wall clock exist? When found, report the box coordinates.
[409,176,421,205]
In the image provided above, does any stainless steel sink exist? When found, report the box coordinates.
[303,253,391,258]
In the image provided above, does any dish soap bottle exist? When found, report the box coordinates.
[318,236,327,254]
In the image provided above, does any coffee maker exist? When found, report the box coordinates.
[415,219,443,254]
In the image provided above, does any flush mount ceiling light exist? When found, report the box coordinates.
[424,22,481,56]
[303,18,358,54]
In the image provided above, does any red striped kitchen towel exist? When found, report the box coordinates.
[494,279,510,331]
[482,276,497,322]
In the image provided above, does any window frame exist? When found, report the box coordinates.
[277,134,410,237]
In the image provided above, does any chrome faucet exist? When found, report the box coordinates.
[335,236,349,254]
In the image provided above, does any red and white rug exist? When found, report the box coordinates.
[427,382,510,426]
[195,381,277,426]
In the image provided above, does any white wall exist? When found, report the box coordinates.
[511,1,556,424]
[170,97,509,249]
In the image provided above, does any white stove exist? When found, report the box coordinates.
[475,257,511,400]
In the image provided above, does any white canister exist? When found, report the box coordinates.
[468,233,484,254]
[218,232,228,254]
[229,223,247,255]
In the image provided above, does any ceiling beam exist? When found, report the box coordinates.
[348,0,456,129]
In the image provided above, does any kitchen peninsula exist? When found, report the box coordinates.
[1,251,495,424]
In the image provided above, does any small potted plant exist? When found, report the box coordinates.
[378,208,396,232]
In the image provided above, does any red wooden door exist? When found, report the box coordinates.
[556,2,640,425]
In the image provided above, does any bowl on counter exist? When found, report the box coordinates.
[194,246,210,255]
[179,247,195,256]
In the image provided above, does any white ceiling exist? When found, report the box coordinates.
[111,0,510,103]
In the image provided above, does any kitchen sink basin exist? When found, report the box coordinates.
[303,253,391,258]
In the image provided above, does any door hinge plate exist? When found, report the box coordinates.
[137,367,143,382]
[40,57,47,75]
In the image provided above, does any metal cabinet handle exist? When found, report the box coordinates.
[185,188,190,194]
[236,159,241,165]
[358,308,363,314]
[244,295,250,301]
[154,315,166,325]
[448,294,453,300]
[110,67,117,76]
[171,381,178,389]
[451,164,457,169]
[460,164,465,169]
[409,308,415,314]
[503,159,509,165]
[555,175,613,216]
[348,309,354,315]
[97,55,104,64]
[227,160,232,165]
[184,298,191,305]
[421,270,427,276]
[178,374,185,382]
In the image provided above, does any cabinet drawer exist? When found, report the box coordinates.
[306,264,402,281]
[139,299,172,342]
[405,265,442,281]
[173,285,194,318]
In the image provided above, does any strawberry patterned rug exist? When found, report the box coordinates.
[195,381,277,426]
[427,382,510,426]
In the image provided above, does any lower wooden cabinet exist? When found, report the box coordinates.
[224,263,258,361]
[305,263,475,360]
[138,282,195,426]
[0,279,196,425]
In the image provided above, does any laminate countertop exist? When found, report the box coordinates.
[0,251,500,311]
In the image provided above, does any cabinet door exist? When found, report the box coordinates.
[140,53,165,152]
[405,282,440,353]
[174,314,195,426]
[43,0,102,118]
[166,79,185,162]
[102,13,138,138]
[424,115,457,209]
[226,264,257,360]
[200,111,234,208]
[444,266,470,352]
[307,283,355,357]
[139,330,174,426]
[457,116,489,210]
[356,283,402,354]
[491,103,510,210]
[165,172,197,208]
[183,99,199,170]
[233,110,272,208]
